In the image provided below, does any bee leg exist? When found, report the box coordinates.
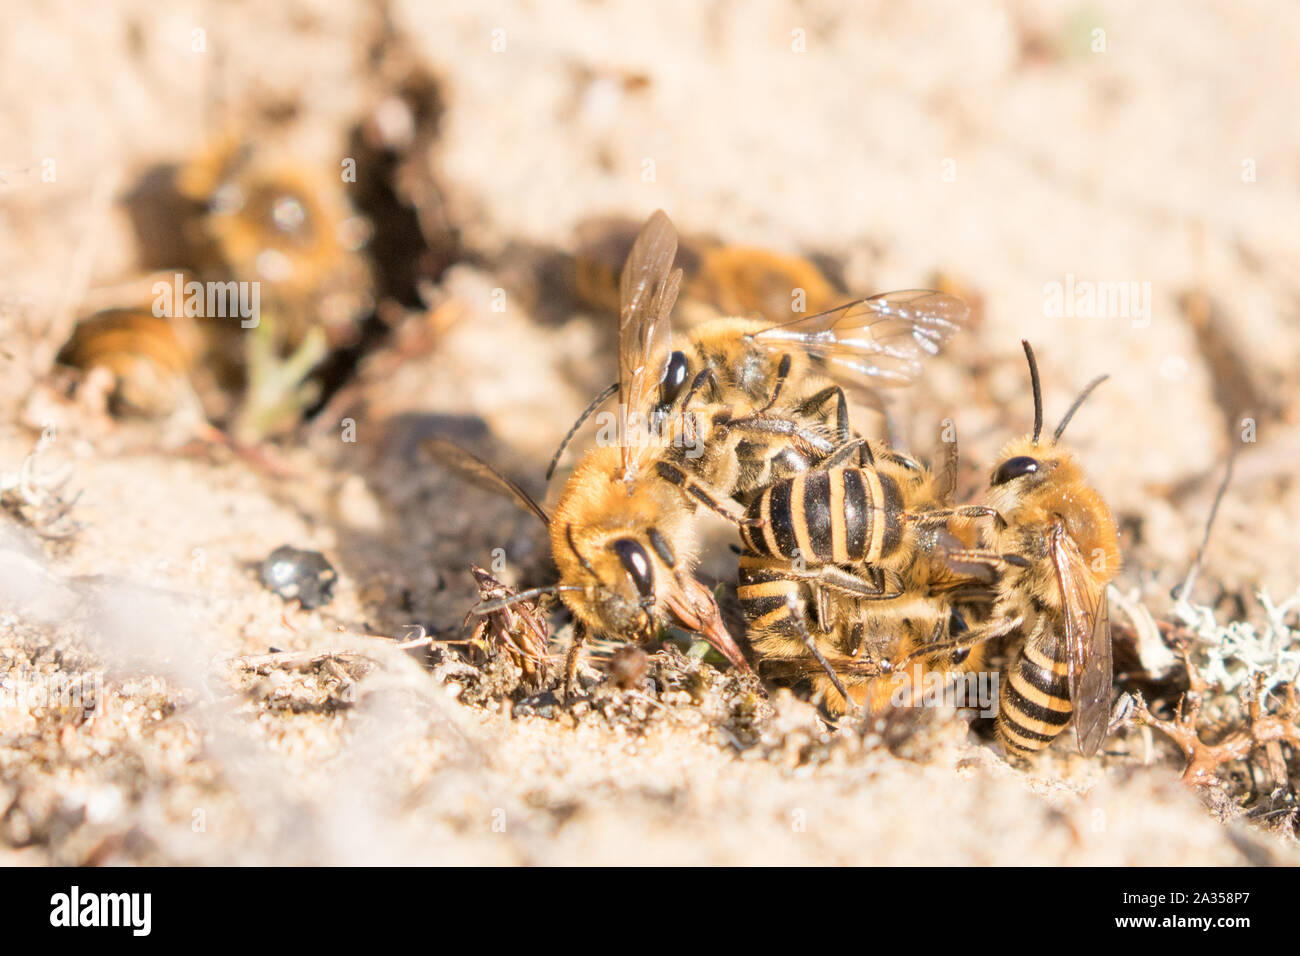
[782,564,904,601]
[939,547,1031,570]
[793,385,851,446]
[1107,692,1137,735]
[723,416,836,458]
[904,614,1023,663]
[817,437,873,471]
[786,598,857,715]
[675,368,723,447]
[758,353,794,412]
[654,461,758,526]
[563,622,589,704]
[813,584,835,633]
[680,367,722,413]
[909,506,1003,525]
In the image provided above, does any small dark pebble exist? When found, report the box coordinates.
[260,545,338,609]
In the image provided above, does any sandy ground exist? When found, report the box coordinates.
[1,1,1298,865]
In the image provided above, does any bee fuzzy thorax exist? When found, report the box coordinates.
[983,343,1122,758]
[985,435,1121,582]
[433,212,974,700]
[685,317,784,399]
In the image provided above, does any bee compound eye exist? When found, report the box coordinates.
[992,455,1040,486]
[882,451,921,472]
[610,538,655,601]
[647,527,676,568]
[659,351,691,406]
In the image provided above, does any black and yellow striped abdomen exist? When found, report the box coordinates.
[996,624,1073,757]
[739,467,903,566]
[736,551,807,642]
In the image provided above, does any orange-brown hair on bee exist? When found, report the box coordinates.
[435,212,971,704]
[967,342,1121,758]
[740,438,999,715]
[55,307,203,418]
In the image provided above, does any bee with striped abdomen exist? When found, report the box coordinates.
[738,436,1004,711]
[551,212,971,511]
[571,215,844,324]
[55,306,204,419]
[426,211,754,698]
[925,341,1120,758]
[434,210,968,701]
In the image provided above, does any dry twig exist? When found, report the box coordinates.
[1132,641,1300,789]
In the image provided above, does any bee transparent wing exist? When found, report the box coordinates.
[1049,521,1113,757]
[751,290,968,389]
[935,425,959,506]
[423,438,550,527]
[618,210,682,475]
[572,217,643,314]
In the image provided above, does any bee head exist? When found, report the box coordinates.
[611,537,657,607]
[549,448,694,640]
[989,440,1058,491]
[987,342,1106,514]
[260,183,316,246]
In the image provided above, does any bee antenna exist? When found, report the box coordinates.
[1053,375,1109,442]
[1021,340,1043,444]
[472,585,582,614]
[565,523,598,577]
[545,382,618,482]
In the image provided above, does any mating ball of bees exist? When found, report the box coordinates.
[260,546,338,609]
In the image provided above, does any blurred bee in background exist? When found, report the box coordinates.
[570,215,845,324]
[56,137,376,441]
[549,212,970,509]
[54,303,204,420]
[174,137,374,351]
[918,342,1120,758]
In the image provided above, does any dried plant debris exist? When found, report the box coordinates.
[228,648,373,715]
[422,567,552,706]
[1176,590,1300,698]
[447,630,774,746]
[463,565,550,689]
[1125,593,1300,830]
[579,643,771,746]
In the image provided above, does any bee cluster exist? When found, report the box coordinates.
[54,136,377,440]
[440,211,1124,762]
[47,171,1130,764]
